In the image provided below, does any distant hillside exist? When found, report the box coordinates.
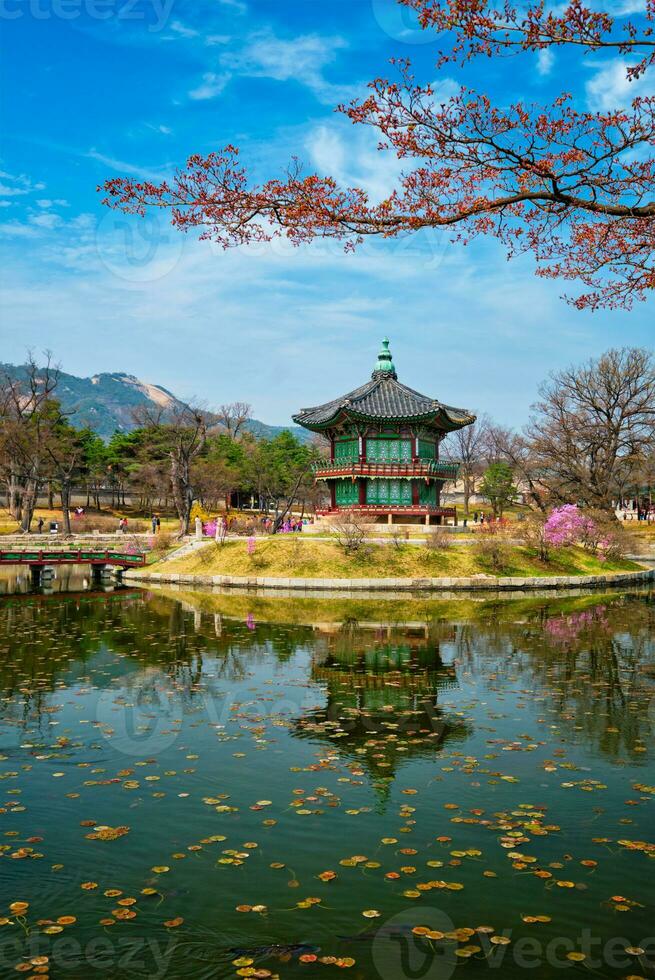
[0,364,310,443]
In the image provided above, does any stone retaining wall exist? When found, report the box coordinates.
[124,567,654,592]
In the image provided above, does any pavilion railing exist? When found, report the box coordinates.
[312,460,460,480]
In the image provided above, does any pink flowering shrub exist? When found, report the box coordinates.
[544,504,631,561]
[203,518,218,538]
[544,505,595,547]
[247,536,256,556]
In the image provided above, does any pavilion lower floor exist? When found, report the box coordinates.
[316,504,457,526]
[321,476,455,523]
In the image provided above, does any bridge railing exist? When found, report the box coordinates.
[0,549,146,567]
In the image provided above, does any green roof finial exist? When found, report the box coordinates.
[372,337,397,380]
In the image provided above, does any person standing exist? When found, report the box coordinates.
[151,515,158,534]
[37,516,44,534]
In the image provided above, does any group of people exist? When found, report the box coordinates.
[279,518,304,533]
[622,508,655,522]
[150,515,162,533]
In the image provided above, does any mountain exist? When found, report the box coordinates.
[0,364,311,442]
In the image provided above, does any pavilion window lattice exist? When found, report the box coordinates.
[335,479,360,506]
[334,439,359,463]
[366,438,412,464]
[366,479,412,506]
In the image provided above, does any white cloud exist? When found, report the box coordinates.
[0,182,30,197]
[1,200,653,427]
[217,0,247,12]
[536,48,555,77]
[188,71,231,100]
[0,221,39,238]
[0,171,39,197]
[188,30,356,105]
[85,149,167,181]
[306,124,404,203]
[228,32,353,103]
[29,212,62,230]
[36,198,69,208]
[585,57,650,111]
[614,0,646,13]
[145,123,173,136]
[169,19,199,39]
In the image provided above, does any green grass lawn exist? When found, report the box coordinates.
[153,537,642,579]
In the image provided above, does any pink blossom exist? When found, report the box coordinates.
[544,504,596,547]
[203,519,218,537]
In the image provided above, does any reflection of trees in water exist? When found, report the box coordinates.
[449,595,655,759]
[1,589,653,763]
[0,593,320,734]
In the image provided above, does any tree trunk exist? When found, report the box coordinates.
[8,472,21,521]
[20,478,38,532]
[61,483,72,536]
[463,473,471,516]
[171,456,193,538]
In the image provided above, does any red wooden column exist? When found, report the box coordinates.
[411,481,419,506]
[330,483,336,510]
[358,479,367,505]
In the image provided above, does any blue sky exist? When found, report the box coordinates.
[1,0,652,426]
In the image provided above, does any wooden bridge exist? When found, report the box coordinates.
[0,548,145,586]
[0,548,146,568]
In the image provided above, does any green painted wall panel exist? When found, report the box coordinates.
[417,439,436,460]
[418,481,437,505]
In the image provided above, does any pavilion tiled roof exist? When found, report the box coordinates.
[293,340,476,433]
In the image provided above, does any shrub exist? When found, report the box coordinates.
[72,514,148,534]
[518,513,550,562]
[190,502,211,524]
[544,504,635,561]
[581,509,636,561]
[332,509,367,553]
[425,528,453,552]
[149,530,175,556]
[473,522,511,572]
[389,528,409,550]
[544,504,594,548]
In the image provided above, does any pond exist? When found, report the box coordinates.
[0,580,653,979]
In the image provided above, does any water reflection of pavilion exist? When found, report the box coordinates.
[292,621,469,794]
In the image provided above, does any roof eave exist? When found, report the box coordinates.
[293,407,476,432]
